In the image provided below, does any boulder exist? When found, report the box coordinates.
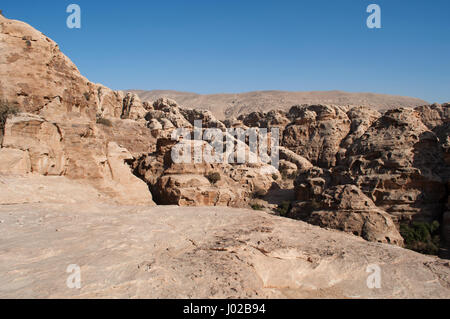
[289,185,404,246]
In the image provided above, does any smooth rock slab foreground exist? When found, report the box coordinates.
[0,203,449,299]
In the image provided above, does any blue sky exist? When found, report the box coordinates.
[2,0,450,102]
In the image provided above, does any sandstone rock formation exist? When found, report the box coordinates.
[282,104,448,250]
[133,136,279,207]
[0,15,155,205]
[282,105,351,168]
[1,14,449,257]
[342,108,447,223]
[238,110,290,130]
[0,198,448,298]
[289,185,404,245]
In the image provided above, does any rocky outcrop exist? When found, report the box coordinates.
[180,108,226,129]
[289,185,404,246]
[0,15,148,122]
[132,89,429,120]
[134,137,279,207]
[289,107,449,247]
[342,108,447,223]
[238,110,290,129]
[339,106,381,151]
[0,15,156,205]
[1,14,449,253]
[121,92,149,120]
[145,98,192,131]
[0,113,155,205]
[282,105,351,168]
[2,114,66,176]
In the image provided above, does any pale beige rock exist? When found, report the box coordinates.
[0,175,110,205]
[100,142,155,206]
[0,148,31,175]
[238,110,290,129]
[181,108,226,129]
[0,15,95,121]
[0,200,448,298]
[282,105,351,168]
[2,114,66,175]
[1,114,155,205]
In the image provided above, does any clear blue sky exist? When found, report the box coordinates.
[2,0,450,102]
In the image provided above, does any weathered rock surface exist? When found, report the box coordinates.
[0,198,448,298]
[0,147,31,175]
[289,106,449,247]
[0,16,156,205]
[135,137,279,207]
[238,110,290,130]
[342,108,447,223]
[1,14,449,262]
[289,185,404,246]
[282,105,351,168]
[0,113,155,205]
[0,15,148,122]
[0,175,110,205]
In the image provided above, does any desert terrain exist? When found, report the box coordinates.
[131,89,428,120]
[0,14,449,299]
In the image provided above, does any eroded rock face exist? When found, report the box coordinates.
[2,114,66,176]
[0,16,148,122]
[0,113,156,205]
[339,106,381,150]
[343,108,447,223]
[0,148,31,175]
[0,16,156,205]
[238,110,290,130]
[135,138,278,207]
[282,105,351,168]
[289,107,449,247]
[289,185,404,246]
[145,98,192,131]
[0,15,94,120]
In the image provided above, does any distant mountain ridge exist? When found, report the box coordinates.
[129,89,429,120]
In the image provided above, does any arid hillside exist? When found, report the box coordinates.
[130,89,429,120]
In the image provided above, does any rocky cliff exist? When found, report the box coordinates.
[0,15,154,205]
